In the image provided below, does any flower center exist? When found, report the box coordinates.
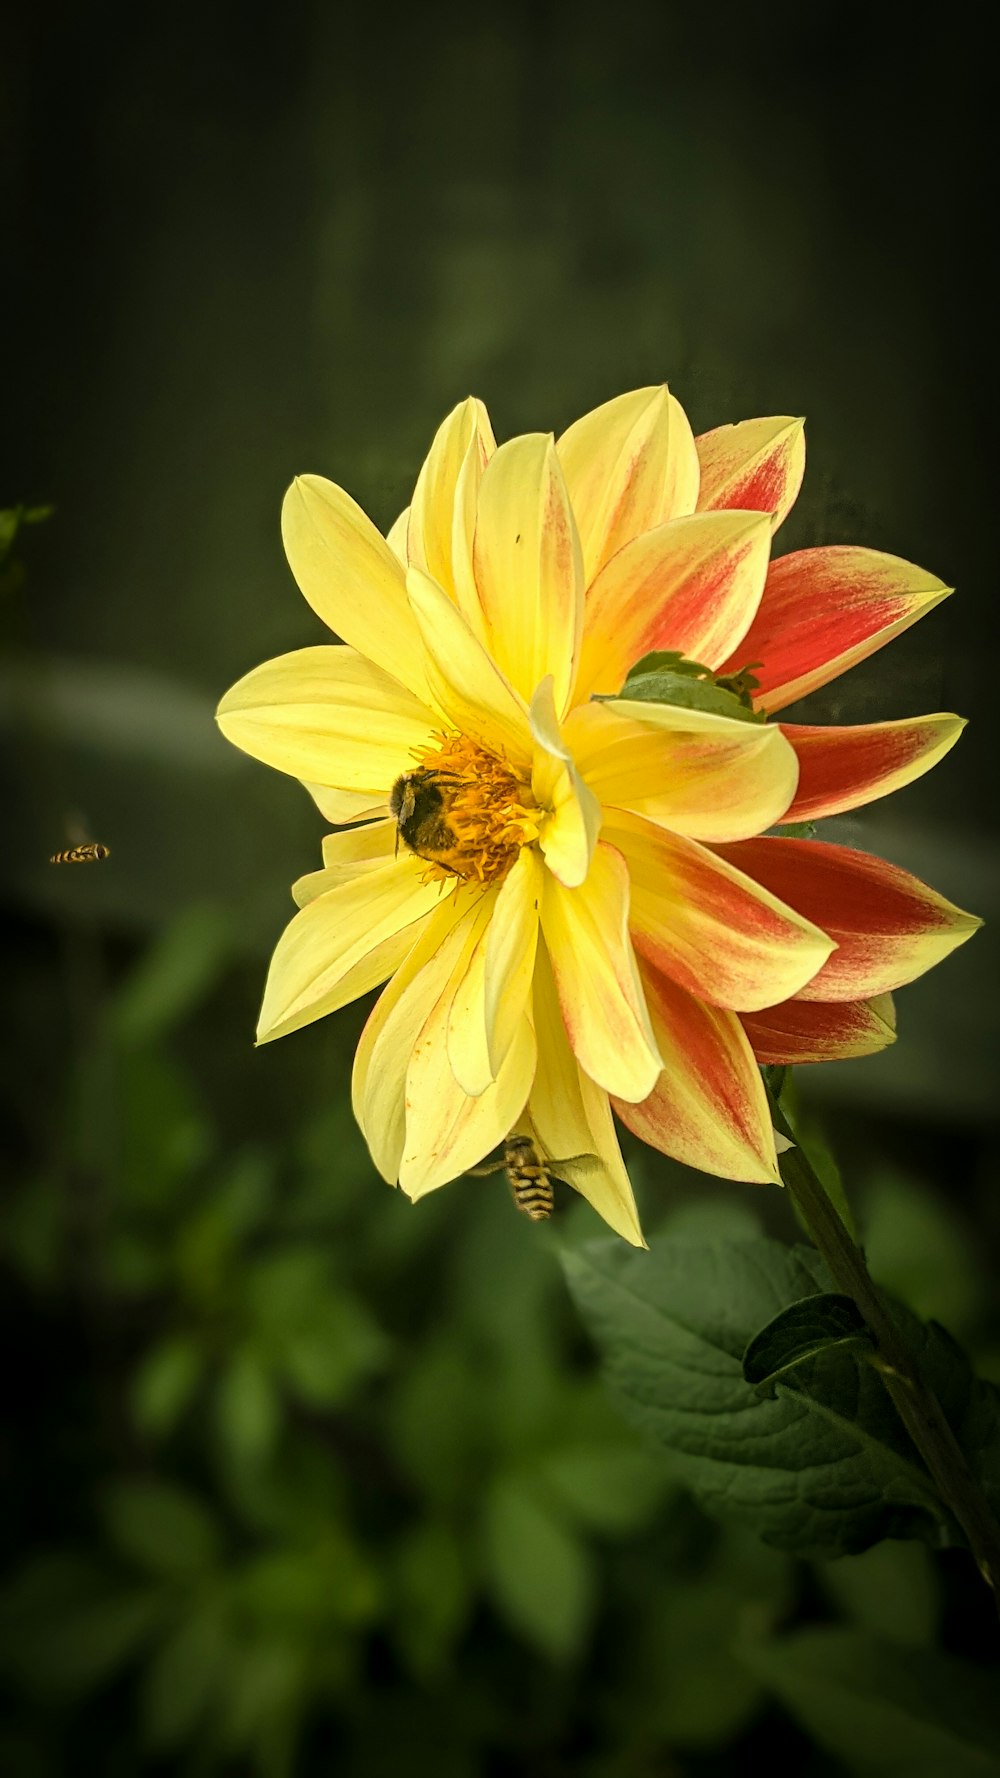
[390,732,539,885]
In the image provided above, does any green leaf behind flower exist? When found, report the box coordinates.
[563,1232,1000,1559]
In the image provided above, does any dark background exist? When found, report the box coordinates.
[2,4,997,1773]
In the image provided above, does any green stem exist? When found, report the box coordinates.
[773,1104,1000,1601]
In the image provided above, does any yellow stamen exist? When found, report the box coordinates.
[402,731,539,885]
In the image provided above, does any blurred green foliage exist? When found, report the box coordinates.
[2,899,998,1773]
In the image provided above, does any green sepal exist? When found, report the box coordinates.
[597,650,766,726]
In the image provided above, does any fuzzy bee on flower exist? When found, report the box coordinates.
[217,388,978,1245]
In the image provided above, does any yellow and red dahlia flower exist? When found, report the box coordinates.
[217,388,978,1245]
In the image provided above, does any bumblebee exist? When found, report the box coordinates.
[469,1135,599,1222]
[389,768,461,867]
[49,842,110,864]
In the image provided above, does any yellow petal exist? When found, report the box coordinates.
[257,857,450,1043]
[577,510,771,699]
[281,475,431,701]
[292,819,399,905]
[540,842,662,1102]
[445,893,497,1097]
[217,646,436,793]
[557,385,700,585]
[484,846,542,1074]
[405,564,532,766]
[385,507,410,564]
[564,698,799,841]
[473,433,584,716]
[352,892,472,1182]
[304,783,388,824]
[530,677,602,888]
[401,987,536,1200]
[408,397,496,638]
[529,946,645,1247]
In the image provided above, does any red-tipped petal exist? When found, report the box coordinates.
[695,415,805,532]
[780,715,966,821]
[741,992,897,1064]
[716,547,952,714]
[577,510,771,698]
[605,810,834,1012]
[714,838,981,1002]
[615,961,780,1183]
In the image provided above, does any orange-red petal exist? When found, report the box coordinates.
[605,810,834,1012]
[780,715,966,821]
[577,510,771,698]
[717,546,952,715]
[695,415,805,532]
[614,962,780,1184]
[713,838,981,1002]
[741,993,897,1064]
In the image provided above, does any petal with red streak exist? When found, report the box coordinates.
[556,385,700,585]
[605,809,834,1012]
[780,714,966,821]
[741,993,897,1064]
[717,546,952,715]
[614,962,780,1184]
[577,510,771,698]
[714,838,981,1002]
[695,415,806,532]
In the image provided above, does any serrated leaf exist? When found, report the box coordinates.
[743,1293,873,1387]
[563,1235,953,1557]
[610,669,764,724]
[741,1627,1000,1776]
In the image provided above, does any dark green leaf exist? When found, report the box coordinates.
[741,1627,1000,1776]
[563,1235,952,1556]
[742,1292,873,1387]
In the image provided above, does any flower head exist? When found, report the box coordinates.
[217,388,978,1244]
